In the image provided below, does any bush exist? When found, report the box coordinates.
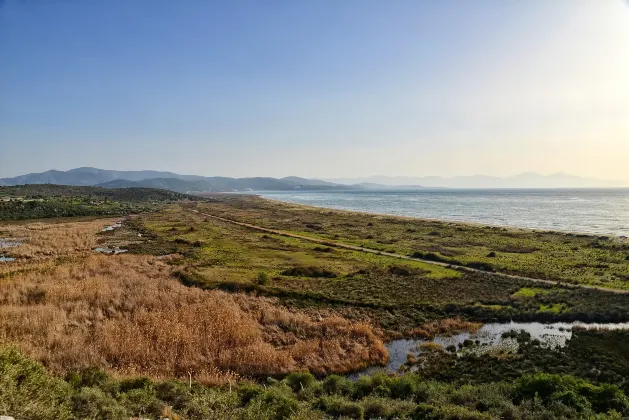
[515,373,629,415]
[72,387,128,420]
[250,386,301,420]
[321,375,354,396]
[281,266,337,278]
[155,380,193,410]
[65,366,116,394]
[390,374,420,400]
[121,387,164,417]
[285,371,317,393]
[317,395,364,419]
[0,346,73,420]
[388,265,412,276]
[257,271,270,285]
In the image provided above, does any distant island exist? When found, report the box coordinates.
[0,167,625,193]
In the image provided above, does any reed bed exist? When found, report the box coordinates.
[0,249,385,383]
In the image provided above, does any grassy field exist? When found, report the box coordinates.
[3,192,629,418]
[193,196,629,290]
[127,203,629,336]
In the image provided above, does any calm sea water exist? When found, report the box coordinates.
[262,189,629,237]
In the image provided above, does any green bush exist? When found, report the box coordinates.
[322,374,354,396]
[249,386,301,420]
[122,387,164,417]
[317,395,364,419]
[0,346,73,420]
[71,387,128,420]
[285,371,317,393]
[390,374,421,400]
[515,373,629,415]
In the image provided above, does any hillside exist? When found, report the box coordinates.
[97,177,351,193]
[0,184,195,220]
[0,168,353,192]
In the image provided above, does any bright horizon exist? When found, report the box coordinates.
[1,0,628,179]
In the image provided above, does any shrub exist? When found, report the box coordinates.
[257,271,270,285]
[321,375,354,396]
[390,374,420,400]
[281,266,337,278]
[0,346,73,420]
[317,395,364,419]
[388,265,411,276]
[515,373,629,415]
[465,261,495,272]
[285,371,317,393]
[71,387,128,420]
[65,367,116,394]
[155,380,193,409]
[121,387,164,417]
[250,386,301,420]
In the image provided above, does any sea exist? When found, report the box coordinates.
[261,189,629,237]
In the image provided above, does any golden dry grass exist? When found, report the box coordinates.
[1,218,115,260]
[0,219,386,384]
[409,318,482,339]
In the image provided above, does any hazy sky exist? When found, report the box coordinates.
[1,0,628,179]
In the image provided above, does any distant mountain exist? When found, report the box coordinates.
[353,182,429,190]
[280,177,340,187]
[325,173,628,189]
[97,177,350,193]
[0,168,351,192]
[0,167,205,187]
[3,168,624,191]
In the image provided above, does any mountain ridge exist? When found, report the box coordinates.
[1,168,625,191]
[323,173,628,189]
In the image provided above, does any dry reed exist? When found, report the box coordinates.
[408,318,482,339]
[0,219,386,383]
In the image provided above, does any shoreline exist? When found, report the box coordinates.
[259,194,628,240]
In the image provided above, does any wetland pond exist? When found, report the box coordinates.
[0,237,23,262]
[354,321,629,378]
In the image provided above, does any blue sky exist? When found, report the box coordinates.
[1,0,628,179]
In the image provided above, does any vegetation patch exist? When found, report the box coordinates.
[281,266,338,278]
[512,287,553,298]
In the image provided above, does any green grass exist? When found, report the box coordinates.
[512,287,553,298]
[538,303,567,313]
[193,196,629,290]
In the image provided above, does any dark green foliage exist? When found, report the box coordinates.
[281,266,338,278]
[410,329,629,399]
[71,387,128,420]
[2,345,628,419]
[0,346,73,419]
[257,271,270,285]
[515,373,629,414]
[284,371,317,393]
[0,184,196,220]
[316,395,365,419]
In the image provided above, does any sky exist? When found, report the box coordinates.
[1,0,628,179]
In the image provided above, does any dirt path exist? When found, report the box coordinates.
[189,209,629,295]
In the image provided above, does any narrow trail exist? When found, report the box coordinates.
[189,209,629,295]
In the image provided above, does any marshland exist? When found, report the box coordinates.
[2,187,629,419]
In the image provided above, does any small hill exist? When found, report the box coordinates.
[0,184,192,202]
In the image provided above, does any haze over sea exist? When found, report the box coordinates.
[262,189,629,237]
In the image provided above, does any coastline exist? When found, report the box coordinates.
[259,193,628,240]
